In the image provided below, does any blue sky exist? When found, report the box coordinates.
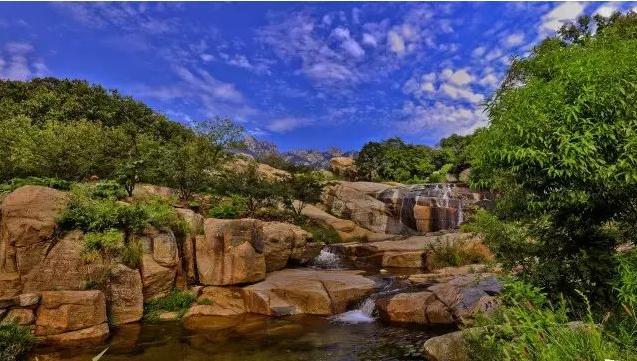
[0,2,634,151]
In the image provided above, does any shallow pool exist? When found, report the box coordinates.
[29,314,452,361]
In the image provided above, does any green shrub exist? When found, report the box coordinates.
[83,229,124,261]
[208,194,248,219]
[137,198,188,236]
[121,240,144,269]
[425,238,493,270]
[0,176,71,194]
[144,289,196,321]
[59,193,147,234]
[425,163,454,183]
[465,278,637,361]
[0,323,36,361]
[88,180,128,200]
[302,221,342,244]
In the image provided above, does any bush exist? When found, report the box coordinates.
[88,180,128,200]
[121,239,144,269]
[465,278,637,361]
[0,323,36,361]
[0,176,71,194]
[59,194,147,234]
[208,194,248,219]
[302,221,342,244]
[144,289,196,321]
[83,229,124,261]
[137,198,188,236]
[425,238,493,270]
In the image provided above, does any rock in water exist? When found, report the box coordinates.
[242,268,375,316]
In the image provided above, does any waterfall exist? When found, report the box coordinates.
[312,249,344,269]
[331,296,376,324]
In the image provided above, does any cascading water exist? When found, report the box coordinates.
[311,249,345,269]
[331,296,376,324]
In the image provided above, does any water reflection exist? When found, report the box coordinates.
[30,314,443,361]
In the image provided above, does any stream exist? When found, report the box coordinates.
[28,250,453,361]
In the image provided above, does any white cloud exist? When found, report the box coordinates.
[0,42,47,81]
[540,2,586,34]
[399,101,488,137]
[479,73,499,88]
[388,31,405,54]
[421,82,435,92]
[504,33,525,47]
[448,69,473,86]
[200,53,214,62]
[472,46,486,58]
[266,116,312,133]
[305,62,356,83]
[362,33,378,47]
[332,27,365,58]
[440,83,484,104]
[596,4,618,18]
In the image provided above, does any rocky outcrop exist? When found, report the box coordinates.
[35,290,109,345]
[321,182,393,234]
[330,232,485,269]
[298,202,395,242]
[131,184,176,201]
[196,219,323,285]
[228,157,290,181]
[106,264,143,325]
[176,208,204,284]
[422,329,471,361]
[138,228,179,299]
[329,157,356,179]
[376,272,501,326]
[196,219,266,286]
[21,231,108,292]
[242,269,376,316]
[184,286,246,317]
[0,186,68,275]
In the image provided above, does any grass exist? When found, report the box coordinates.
[302,220,342,244]
[143,289,196,321]
[464,277,637,361]
[121,239,144,269]
[0,323,36,361]
[425,238,493,270]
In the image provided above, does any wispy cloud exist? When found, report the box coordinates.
[0,42,47,81]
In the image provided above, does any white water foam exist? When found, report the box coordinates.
[312,249,343,269]
[331,297,376,324]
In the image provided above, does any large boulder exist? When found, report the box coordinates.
[196,219,266,286]
[260,221,322,272]
[21,231,108,292]
[298,202,394,242]
[329,157,356,178]
[330,232,484,269]
[0,186,68,275]
[196,219,323,285]
[0,272,21,298]
[140,254,176,300]
[321,182,392,234]
[184,286,246,317]
[422,329,471,361]
[138,227,179,299]
[242,269,376,316]
[106,264,143,325]
[376,273,501,326]
[35,290,109,345]
[175,208,204,284]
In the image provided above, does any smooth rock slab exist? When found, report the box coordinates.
[184,286,246,317]
[243,268,376,316]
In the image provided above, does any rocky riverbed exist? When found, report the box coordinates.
[0,181,500,361]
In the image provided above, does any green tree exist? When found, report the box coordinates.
[470,12,637,304]
[356,137,436,182]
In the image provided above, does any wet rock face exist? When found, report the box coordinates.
[320,182,492,235]
[377,184,492,234]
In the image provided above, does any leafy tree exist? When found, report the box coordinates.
[356,137,436,182]
[470,12,637,304]
[283,171,325,216]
